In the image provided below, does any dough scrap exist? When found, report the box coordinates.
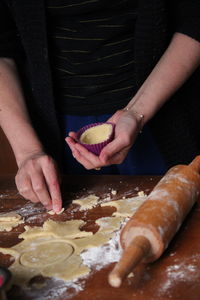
[80,123,113,144]
[73,232,113,253]
[137,191,147,197]
[47,208,65,215]
[95,216,124,233]
[72,194,100,210]
[0,212,24,232]
[101,195,147,217]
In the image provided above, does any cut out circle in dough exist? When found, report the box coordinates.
[20,240,74,268]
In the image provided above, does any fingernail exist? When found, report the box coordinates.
[53,204,61,213]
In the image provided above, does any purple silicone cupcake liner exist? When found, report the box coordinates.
[76,122,115,155]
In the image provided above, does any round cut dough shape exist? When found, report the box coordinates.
[80,123,113,144]
[20,240,74,268]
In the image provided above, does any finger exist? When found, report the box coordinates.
[66,137,82,162]
[72,148,97,169]
[15,174,40,203]
[65,137,78,157]
[65,137,77,152]
[74,143,103,167]
[68,131,77,140]
[104,148,129,165]
[100,136,128,163]
[67,136,103,169]
[31,170,52,209]
[42,162,62,213]
[66,137,95,168]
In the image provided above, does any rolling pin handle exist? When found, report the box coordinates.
[108,236,151,288]
[189,155,200,174]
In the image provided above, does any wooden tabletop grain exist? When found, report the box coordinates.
[0,174,200,300]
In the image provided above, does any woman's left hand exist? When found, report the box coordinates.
[65,109,143,170]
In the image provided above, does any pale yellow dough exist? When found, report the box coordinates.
[101,195,147,217]
[80,123,113,144]
[72,194,100,210]
[19,219,93,240]
[0,194,146,286]
[20,240,73,268]
[95,216,124,233]
[0,218,120,286]
[0,212,24,232]
[47,207,65,215]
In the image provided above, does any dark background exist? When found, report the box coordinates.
[0,128,17,175]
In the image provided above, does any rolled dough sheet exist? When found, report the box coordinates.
[20,240,73,268]
[100,195,147,217]
[0,212,24,232]
[0,217,120,286]
[0,194,146,286]
[95,216,125,233]
[19,219,93,240]
[72,194,100,210]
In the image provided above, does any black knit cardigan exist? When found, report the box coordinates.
[0,0,200,170]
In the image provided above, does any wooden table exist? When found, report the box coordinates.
[0,174,200,300]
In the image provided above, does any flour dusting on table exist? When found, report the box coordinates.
[81,230,122,271]
[1,189,144,299]
[158,256,200,297]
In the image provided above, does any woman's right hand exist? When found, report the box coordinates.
[0,59,62,212]
[15,152,62,212]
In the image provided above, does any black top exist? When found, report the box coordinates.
[47,0,138,115]
[0,0,200,169]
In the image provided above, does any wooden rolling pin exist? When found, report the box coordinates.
[108,156,200,287]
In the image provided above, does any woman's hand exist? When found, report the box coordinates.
[67,33,200,170]
[65,109,143,169]
[0,59,62,212]
[15,152,62,212]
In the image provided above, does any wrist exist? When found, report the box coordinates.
[1,121,45,167]
[125,92,158,125]
[15,145,45,168]
[17,150,46,169]
[123,106,145,132]
[16,150,44,168]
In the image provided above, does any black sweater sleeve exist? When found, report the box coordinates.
[0,0,23,58]
[173,0,200,42]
